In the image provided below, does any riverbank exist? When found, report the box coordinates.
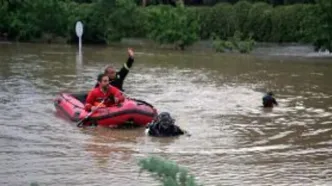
[84,38,332,58]
[3,37,331,60]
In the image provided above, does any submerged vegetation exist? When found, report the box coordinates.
[138,155,203,186]
[30,155,202,186]
[212,31,256,53]
[0,0,331,52]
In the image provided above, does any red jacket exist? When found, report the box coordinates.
[84,85,125,111]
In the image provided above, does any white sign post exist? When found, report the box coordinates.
[75,21,84,87]
[75,21,84,53]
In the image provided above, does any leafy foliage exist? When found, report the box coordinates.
[0,0,330,52]
[212,31,256,53]
[313,0,332,51]
[138,156,203,186]
[146,3,200,50]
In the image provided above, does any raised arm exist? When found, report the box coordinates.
[117,48,135,80]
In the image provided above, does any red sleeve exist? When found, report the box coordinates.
[84,89,96,111]
[110,86,125,102]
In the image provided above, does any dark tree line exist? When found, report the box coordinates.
[69,0,315,6]
[0,0,330,51]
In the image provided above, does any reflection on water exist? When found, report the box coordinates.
[82,127,143,168]
[0,43,332,185]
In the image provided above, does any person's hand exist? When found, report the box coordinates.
[128,48,134,58]
[91,106,98,111]
[114,97,119,104]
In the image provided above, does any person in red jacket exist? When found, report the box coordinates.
[84,73,125,112]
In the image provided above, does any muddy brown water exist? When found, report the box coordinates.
[0,42,332,186]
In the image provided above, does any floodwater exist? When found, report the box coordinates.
[0,42,332,186]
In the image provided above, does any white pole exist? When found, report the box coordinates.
[79,37,82,53]
[75,21,84,53]
[75,21,84,89]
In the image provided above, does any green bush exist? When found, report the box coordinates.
[66,0,148,44]
[313,0,332,51]
[269,4,313,42]
[212,31,255,53]
[145,3,200,50]
[104,0,147,42]
[233,1,253,38]
[0,1,9,35]
[207,3,237,40]
[244,2,273,42]
[6,0,70,41]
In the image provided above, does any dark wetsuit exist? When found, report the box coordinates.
[147,123,185,137]
[95,57,134,91]
[146,112,185,137]
[262,94,278,107]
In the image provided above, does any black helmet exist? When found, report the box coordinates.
[155,112,175,129]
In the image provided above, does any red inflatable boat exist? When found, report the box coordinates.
[54,92,158,128]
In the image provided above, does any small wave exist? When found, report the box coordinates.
[301,128,332,137]
[306,50,332,58]
[137,144,292,155]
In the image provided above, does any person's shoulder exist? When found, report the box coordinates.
[173,125,185,135]
[109,85,121,91]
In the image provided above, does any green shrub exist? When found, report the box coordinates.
[0,0,329,52]
[138,156,203,186]
[212,31,255,53]
[145,3,199,50]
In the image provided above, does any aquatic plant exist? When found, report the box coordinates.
[30,182,39,186]
[138,155,203,186]
[212,31,256,53]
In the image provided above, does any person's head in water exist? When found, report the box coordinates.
[97,73,109,90]
[267,91,274,96]
[157,112,175,129]
[104,65,116,80]
[146,112,186,137]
